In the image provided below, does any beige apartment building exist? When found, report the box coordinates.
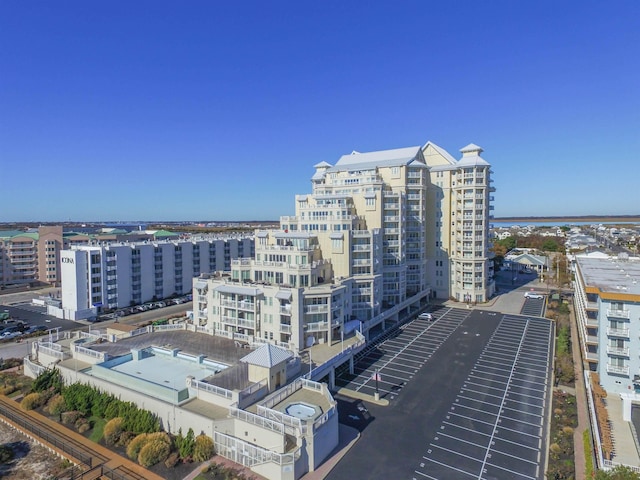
[195,141,495,351]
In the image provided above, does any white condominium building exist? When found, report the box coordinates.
[196,141,495,352]
[573,254,640,394]
[423,142,495,302]
[60,236,254,320]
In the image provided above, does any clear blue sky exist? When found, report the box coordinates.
[1,1,638,222]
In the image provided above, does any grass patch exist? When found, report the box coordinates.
[88,416,106,443]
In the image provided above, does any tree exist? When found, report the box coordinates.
[541,239,560,252]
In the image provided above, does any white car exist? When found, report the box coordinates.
[524,291,544,299]
[418,312,433,320]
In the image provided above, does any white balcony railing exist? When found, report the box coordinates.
[606,345,630,357]
[607,309,630,319]
[607,327,630,338]
[606,364,630,376]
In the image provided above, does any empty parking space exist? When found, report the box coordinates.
[334,308,471,401]
[521,296,545,317]
[414,314,553,480]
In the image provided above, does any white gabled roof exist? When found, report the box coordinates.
[460,143,484,154]
[313,161,332,168]
[331,146,422,171]
[422,141,457,165]
[458,143,489,167]
[240,344,293,368]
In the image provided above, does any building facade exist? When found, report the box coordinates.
[573,254,640,394]
[60,236,254,320]
[423,142,495,302]
[196,142,495,352]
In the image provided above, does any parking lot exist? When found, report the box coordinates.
[415,314,552,479]
[335,307,470,402]
[327,308,554,480]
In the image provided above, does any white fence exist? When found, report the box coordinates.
[74,345,106,361]
[214,430,297,468]
[229,405,285,435]
[153,324,185,332]
[23,357,47,378]
[188,378,233,399]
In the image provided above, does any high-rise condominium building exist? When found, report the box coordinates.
[195,142,494,352]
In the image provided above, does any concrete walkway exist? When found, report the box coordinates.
[569,303,591,479]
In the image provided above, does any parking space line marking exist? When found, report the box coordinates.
[495,424,541,438]
[428,443,483,465]
[419,457,477,478]
[477,318,530,479]
[485,461,537,479]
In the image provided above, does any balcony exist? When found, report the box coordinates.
[607,309,630,319]
[279,323,292,334]
[304,304,328,313]
[606,345,630,357]
[606,364,630,376]
[607,327,630,338]
[304,321,328,332]
[279,306,292,315]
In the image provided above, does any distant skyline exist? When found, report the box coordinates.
[1,1,639,222]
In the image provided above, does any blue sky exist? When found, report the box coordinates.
[1,1,638,222]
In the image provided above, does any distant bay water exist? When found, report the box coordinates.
[492,219,640,228]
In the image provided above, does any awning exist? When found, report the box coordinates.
[330,233,343,240]
[214,285,262,296]
[275,290,292,301]
[363,192,376,199]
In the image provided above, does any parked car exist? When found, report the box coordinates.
[524,291,544,299]
[418,312,433,320]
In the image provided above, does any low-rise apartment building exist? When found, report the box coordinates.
[60,236,254,320]
[573,254,640,394]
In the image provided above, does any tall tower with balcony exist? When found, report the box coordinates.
[423,142,495,303]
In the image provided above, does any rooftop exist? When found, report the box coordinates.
[576,255,640,296]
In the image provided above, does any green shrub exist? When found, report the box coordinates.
[193,434,214,462]
[20,392,43,410]
[175,427,195,459]
[138,439,170,467]
[103,417,124,446]
[584,429,594,478]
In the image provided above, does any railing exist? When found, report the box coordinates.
[153,323,185,332]
[229,404,284,435]
[304,304,328,313]
[129,327,148,337]
[606,327,629,338]
[280,324,292,334]
[189,378,233,399]
[74,345,106,360]
[257,405,306,435]
[23,357,47,377]
[606,346,629,357]
[606,364,629,376]
[304,321,328,332]
[607,309,630,319]
[38,345,67,359]
[214,431,297,468]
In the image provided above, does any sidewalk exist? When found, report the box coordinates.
[569,303,590,480]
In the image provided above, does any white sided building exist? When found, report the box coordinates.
[60,236,254,320]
